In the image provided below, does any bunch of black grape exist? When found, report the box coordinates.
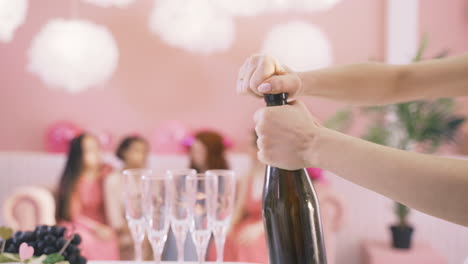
[3,225,86,264]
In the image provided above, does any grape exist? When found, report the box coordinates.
[71,234,82,245]
[4,225,86,264]
[5,237,13,247]
[78,256,87,264]
[6,244,18,253]
[35,228,47,240]
[66,244,79,255]
[21,231,35,242]
[44,235,57,245]
[14,231,24,238]
[12,238,23,247]
[43,246,57,255]
[54,226,66,237]
[46,226,57,235]
[27,241,36,248]
[34,225,48,234]
[68,254,78,264]
[55,237,67,249]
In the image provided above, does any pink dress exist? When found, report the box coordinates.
[63,166,120,260]
[208,173,269,263]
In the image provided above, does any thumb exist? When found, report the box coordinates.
[259,74,301,96]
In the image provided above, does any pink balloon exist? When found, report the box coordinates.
[45,121,82,153]
[153,120,189,154]
[96,131,114,151]
[306,167,326,182]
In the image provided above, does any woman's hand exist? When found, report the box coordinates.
[237,221,264,245]
[237,54,303,97]
[95,224,114,240]
[254,100,323,170]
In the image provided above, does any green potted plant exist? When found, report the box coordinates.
[362,37,465,249]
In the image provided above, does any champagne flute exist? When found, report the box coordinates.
[206,170,236,263]
[190,173,214,264]
[122,169,148,261]
[142,172,172,264]
[167,169,197,263]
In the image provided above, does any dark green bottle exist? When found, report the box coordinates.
[262,93,327,264]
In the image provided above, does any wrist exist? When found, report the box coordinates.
[297,71,320,97]
[308,126,344,170]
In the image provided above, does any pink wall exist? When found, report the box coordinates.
[0,0,466,152]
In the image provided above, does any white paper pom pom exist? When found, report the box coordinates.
[28,19,119,93]
[262,21,333,72]
[82,0,135,8]
[149,0,235,54]
[0,0,28,42]
[210,0,268,16]
[294,0,341,11]
[269,0,341,12]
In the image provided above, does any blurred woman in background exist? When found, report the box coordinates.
[188,130,230,172]
[104,135,150,260]
[56,133,119,260]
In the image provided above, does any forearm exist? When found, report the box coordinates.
[300,63,398,105]
[300,53,468,105]
[314,128,468,227]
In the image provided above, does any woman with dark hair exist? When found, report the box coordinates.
[115,136,149,170]
[56,133,119,260]
[189,130,229,172]
[104,135,150,260]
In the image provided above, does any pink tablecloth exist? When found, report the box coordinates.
[362,240,447,264]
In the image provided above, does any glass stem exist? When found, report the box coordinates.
[176,233,185,263]
[197,245,206,264]
[134,240,143,261]
[215,234,226,263]
[152,244,162,264]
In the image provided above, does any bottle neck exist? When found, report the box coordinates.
[264,93,288,107]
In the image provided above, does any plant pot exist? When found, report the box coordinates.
[390,225,414,249]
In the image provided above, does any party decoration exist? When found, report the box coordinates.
[0,0,28,43]
[153,120,189,154]
[19,243,34,261]
[306,167,325,182]
[292,0,341,11]
[149,0,235,54]
[268,0,292,11]
[269,0,341,12]
[262,21,333,72]
[95,130,113,150]
[28,19,119,93]
[45,121,82,153]
[81,0,135,8]
[210,0,268,16]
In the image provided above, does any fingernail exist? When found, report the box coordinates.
[258,83,272,93]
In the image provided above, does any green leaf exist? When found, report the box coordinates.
[363,125,390,145]
[0,253,21,263]
[324,108,353,132]
[0,227,13,241]
[43,253,64,264]
[26,255,47,264]
[413,35,429,62]
[394,202,410,226]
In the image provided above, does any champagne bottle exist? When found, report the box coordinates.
[262,93,327,264]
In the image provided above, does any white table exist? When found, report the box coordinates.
[88,260,255,264]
